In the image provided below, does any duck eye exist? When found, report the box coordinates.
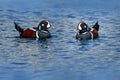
[42,24,44,26]
[84,25,87,28]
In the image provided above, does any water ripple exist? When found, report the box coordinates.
[0,5,120,80]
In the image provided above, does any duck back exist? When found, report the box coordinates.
[21,29,36,38]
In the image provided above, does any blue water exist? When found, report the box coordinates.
[0,0,120,80]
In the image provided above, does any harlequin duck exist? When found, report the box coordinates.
[76,21,99,40]
[14,20,51,39]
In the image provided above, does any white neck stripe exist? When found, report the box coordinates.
[36,31,39,38]
[90,32,94,39]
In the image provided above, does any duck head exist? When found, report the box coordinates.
[37,20,51,31]
[77,21,91,34]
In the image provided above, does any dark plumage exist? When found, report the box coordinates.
[14,20,51,39]
[76,21,99,40]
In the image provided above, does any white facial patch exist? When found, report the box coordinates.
[78,23,82,30]
[47,22,51,29]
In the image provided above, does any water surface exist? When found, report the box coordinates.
[0,0,120,80]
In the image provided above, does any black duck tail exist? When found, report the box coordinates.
[92,21,99,31]
[14,22,24,33]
